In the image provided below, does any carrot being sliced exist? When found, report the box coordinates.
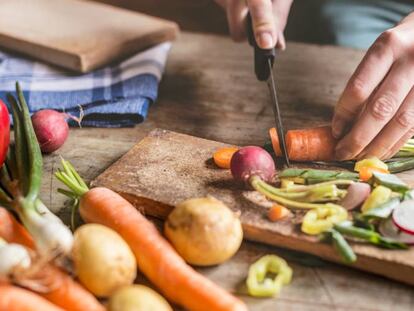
[79,187,247,311]
[213,147,239,169]
[0,284,64,311]
[269,125,338,161]
[0,208,105,311]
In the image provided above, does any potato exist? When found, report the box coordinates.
[164,196,243,266]
[72,224,136,297]
[108,285,172,311]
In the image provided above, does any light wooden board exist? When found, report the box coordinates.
[0,0,178,72]
[92,128,414,286]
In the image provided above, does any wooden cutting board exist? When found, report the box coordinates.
[0,0,178,72]
[92,129,414,286]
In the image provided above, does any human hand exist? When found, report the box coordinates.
[332,13,414,160]
[215,0,293,50]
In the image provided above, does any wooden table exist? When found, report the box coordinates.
[41,32,414,311]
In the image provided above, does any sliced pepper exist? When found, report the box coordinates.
[354,157,388,172]
[361,185,392,214]
[301,204,348,235]
[246,255,292,298]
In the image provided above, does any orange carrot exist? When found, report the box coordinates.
[269,125,338,161]
[79,187,247,311]
[213,147,239,169]
[0,284,64,311]
[0,208,105,311]
[0,208,34,248]
[359,166,389,182]
[267,204,290,222]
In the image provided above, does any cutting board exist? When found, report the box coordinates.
[92,129,414,286]
[0,0,178,72]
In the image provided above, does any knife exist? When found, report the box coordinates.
[246,14,290,167]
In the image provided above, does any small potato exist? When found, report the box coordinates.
[108,285,172,311]
[164,196,243,266]
[72,224,136,297]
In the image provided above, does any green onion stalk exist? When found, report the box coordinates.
[250,175,351,209]
[1,82,73,258]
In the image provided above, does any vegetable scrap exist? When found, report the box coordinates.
[246,255,292,297]
[213,147,239,169]
[268,204,290,221]
[225,140,413,265]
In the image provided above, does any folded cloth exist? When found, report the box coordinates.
[0,42,171,127]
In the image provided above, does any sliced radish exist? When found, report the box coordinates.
[340,182,371,210]
[392,200,414,235]
[379,218,414,245]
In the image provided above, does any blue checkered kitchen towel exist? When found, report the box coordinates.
[0,42,171,127]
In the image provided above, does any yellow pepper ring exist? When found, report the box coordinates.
[301,204,348,235]
[246,255,293,298]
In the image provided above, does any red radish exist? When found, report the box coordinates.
[230,146,275,183]
[31,110,69,153]
[392,200,414,235]
[379,218,414,245]
[339,182,371,210]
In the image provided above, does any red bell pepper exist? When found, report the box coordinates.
[0,99,10,166]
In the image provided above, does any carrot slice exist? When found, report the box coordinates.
[269,125,338,161]
[213,147,239,169]
[269,127,282,157]
[359,166,389,182]
[268,204,290,222]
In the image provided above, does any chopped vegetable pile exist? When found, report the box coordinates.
[222,140,414,265]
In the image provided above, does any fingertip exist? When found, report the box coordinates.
[257,32,274,49]
[277,32,286,50]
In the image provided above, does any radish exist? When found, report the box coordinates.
[379,218,414,245]
[230,146,275,183]
[339,182,371,210]
[392,200,414,235]
[31,110,69,153]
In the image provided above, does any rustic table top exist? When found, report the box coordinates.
[42,32,414,311]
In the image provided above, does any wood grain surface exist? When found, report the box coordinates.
[0,0,178,72]
[38,32,414,310]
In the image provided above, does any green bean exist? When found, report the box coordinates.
[334,222,407,249]
[330,229,356,264]
[387,157,414,173]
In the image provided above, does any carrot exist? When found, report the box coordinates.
[0,284,64,311]
[80,187,247,311]
[0,208,105,311]
[267,204,290,221]
[269,125,338,161]
[359,166,389,182]
[0,208,34,248]
[213,147,239,169]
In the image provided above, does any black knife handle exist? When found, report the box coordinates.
[246,13,275,81]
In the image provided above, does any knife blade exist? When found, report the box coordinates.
[266,59,290,167]
[246,14,290,166]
